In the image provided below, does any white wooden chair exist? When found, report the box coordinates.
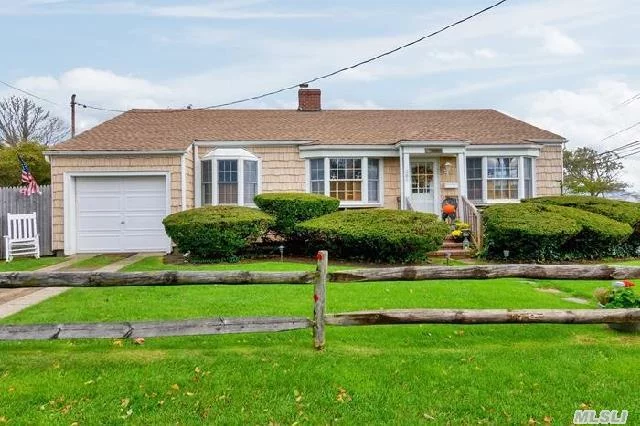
[4,213,40,262]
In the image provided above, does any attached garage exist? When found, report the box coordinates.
[64,173,172,254]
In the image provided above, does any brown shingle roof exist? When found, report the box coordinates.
[51,109,564,152]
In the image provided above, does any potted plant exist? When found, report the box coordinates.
[450,221,471,243]
[594,280,640,332]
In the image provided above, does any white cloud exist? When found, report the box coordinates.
[522,79,640,188]
[518,25,584,56]
[474,48,497,59]
[2,68,176,133]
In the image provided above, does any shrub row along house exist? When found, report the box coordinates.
[45,87,565,255]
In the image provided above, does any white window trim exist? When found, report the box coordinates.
[199,157,262,207]
[467,155,536,204]
[305,157,384,207]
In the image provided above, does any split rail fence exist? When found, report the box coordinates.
[1,252,640,348]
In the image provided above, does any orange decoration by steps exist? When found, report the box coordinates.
[442,204,456,215]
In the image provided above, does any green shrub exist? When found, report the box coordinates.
[483,203,633,261]
[163,206,273,261]
[526,196,640,255]
[296,209,450,264]
[254,192,340,236]
[483,203,580,261]
[525,196,640,228]
[545,204,632,258]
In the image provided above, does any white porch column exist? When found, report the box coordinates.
[402,150,411,210]
[457,152,466,217]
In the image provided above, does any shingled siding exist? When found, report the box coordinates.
[49,155,183,251]
[440,156,459,200]
[251,146,306,192]
[536,144,563,196]
[383,158,400,209]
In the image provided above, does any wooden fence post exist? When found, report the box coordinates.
[313,250,328,350]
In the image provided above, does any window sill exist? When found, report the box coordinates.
[483,199,521,204]
[339,202,383,209]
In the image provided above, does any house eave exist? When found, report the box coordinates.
[45,149,187,156]
[395,140,470,147]
[194,140,314,147]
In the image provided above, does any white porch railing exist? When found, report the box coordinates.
[461,195,483,249]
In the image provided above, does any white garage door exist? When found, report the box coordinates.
[75,176,170,253]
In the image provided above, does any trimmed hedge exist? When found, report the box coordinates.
[163,206,273,260]
[525,196,640,255]
[524,196,640,229]
[296,209,450,264]
[483,203,633,261]
[254,192,340,236]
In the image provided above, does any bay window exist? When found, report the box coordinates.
[487,157,518,200]
[465,156,535,202]
[199,148,261,206]
[308,157,383,205]
[218,159,238,204]
[330,158,362,201]
[524,157,533,199]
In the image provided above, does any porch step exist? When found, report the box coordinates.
[442,241,464,249]
[428,248,474,259]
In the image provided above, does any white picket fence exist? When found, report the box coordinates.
[0,185,52,258]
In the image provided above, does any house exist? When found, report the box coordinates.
[45,87,565,255]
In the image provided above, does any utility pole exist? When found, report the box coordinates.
[70,94,76,138]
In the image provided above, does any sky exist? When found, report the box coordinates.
[2,0,640,188]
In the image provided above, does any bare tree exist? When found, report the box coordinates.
[0,96,68,146]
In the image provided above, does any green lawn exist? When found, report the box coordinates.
[121,256,356,273]
[532,279,613,301]
[0,264,639,424]
[63,254,129,271]
[0,256,67,272]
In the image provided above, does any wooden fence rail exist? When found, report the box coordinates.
[0,185,52,258]
[326,308,640,326]
[1,252,639,344]
[2,264,640,289]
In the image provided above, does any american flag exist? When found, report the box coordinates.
[18,155,41,196]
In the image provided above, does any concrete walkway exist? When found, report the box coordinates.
[0,253,158,319]
[95,252,161,272]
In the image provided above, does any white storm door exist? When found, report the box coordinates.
[410,160,436,213]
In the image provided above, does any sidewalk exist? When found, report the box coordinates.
[0,253,156,319]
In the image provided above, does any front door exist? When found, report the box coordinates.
[410,160,436,213]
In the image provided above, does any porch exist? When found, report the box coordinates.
[397,142,483,248]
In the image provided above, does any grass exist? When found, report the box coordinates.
[531,279,613,301]
[0,262,639,424]
[63,254,129,271]
[121,256,356,273]
[0,256,67,272]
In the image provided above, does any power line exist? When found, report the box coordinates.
[0,79,62,106]
[601,140,640,156]
[74,101,126,113]
[198,0,510,110]
[617,92,640,108]
[599,120,640,143]
[0,0,510,114]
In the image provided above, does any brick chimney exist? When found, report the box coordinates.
[298,84,321,111]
